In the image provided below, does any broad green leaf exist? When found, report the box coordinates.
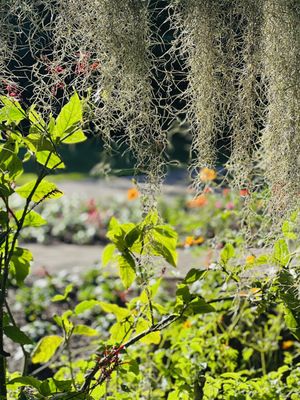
[23,133,54,153]
[50,378,72,392]
[73,325,98,336]
[99,302,130,321]
[36,151,65,169]
[75,300,101,315]
[183,268,206,284]
[54,93,82,139]
[220,243,235,264]
[15,210,46,227]
[152,229,177,267]
[135,319,161,344]
[109,320,132,343]
[16,180,63,202]
[28,106,46,134]
[0,181,14,197]
[189,298,215,314]
[32,335,64,364]
[0,97,25,124]
[124,226,141,247]
[176,284,192,304]
[90,382,107,399]
[0,143,23,180]
[61,129,86,144]
[39,380,51,396]
[8,376,41,391]
[153,225,177,239]
[101,243,116,267]
[284,308,300,340]
[4,326,33,344]
[118,254,136,288]
[10,247,32,285]
[152,240,177,267]
[273,239,290,266]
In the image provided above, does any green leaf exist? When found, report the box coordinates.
[99,302,130,321]
[10,247,32,285]
[0,97,25,124]
[124,227,141,247]
[220,243,235,264]
[32,335,64,364]
[135,319,161,344]
[176,285,192,303]
[8,376,41,391]
[189,298,215,314]
[152,228,177,267]
[273,239,290,266]
[14,210,47,227]
[118,254,136,288]
[0,211,8,227]
[52,284,73,302]
[101,243,116,267]
[4,326,33,345]
[152,240,177,267]
[75,300,101,315]
[54,93,82,139]
[183,268,206,284]
[36,151,65,169]
[16,180,63,202]
[284,309,300,340]
[0,142,23,180]
[282,221,297,240]
[61,129,86,144]
[154,225,178,239]
[110,320,132,342]
[73,325,98,336]
[23,133,54,153]
[28,106,46,134]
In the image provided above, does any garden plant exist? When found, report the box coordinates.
[0,0,299,399]
[0,95,299,399]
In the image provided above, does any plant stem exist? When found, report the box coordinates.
[4,300,29,376]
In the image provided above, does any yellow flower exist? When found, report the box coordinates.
[194,236,205,245]
[127,188,139,201]
[199,167,217,182]
[184,236,205,247]
[246,255,256,265]
[184,236,195,246]
[282,340,294,350]
[182,320,192,329]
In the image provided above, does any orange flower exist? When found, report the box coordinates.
[199,167,217,182]
[240,188,250,197]
[246,255,256,265]
[282,340,294,350]
[222,188,230,196]
[187,194,208,208]
[127,188,139,201]
[184,236,205,247]
[184,236,195,246]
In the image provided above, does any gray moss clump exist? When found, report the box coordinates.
[0,0,299,220]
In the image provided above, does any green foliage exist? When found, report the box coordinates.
[0,94,300,399]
